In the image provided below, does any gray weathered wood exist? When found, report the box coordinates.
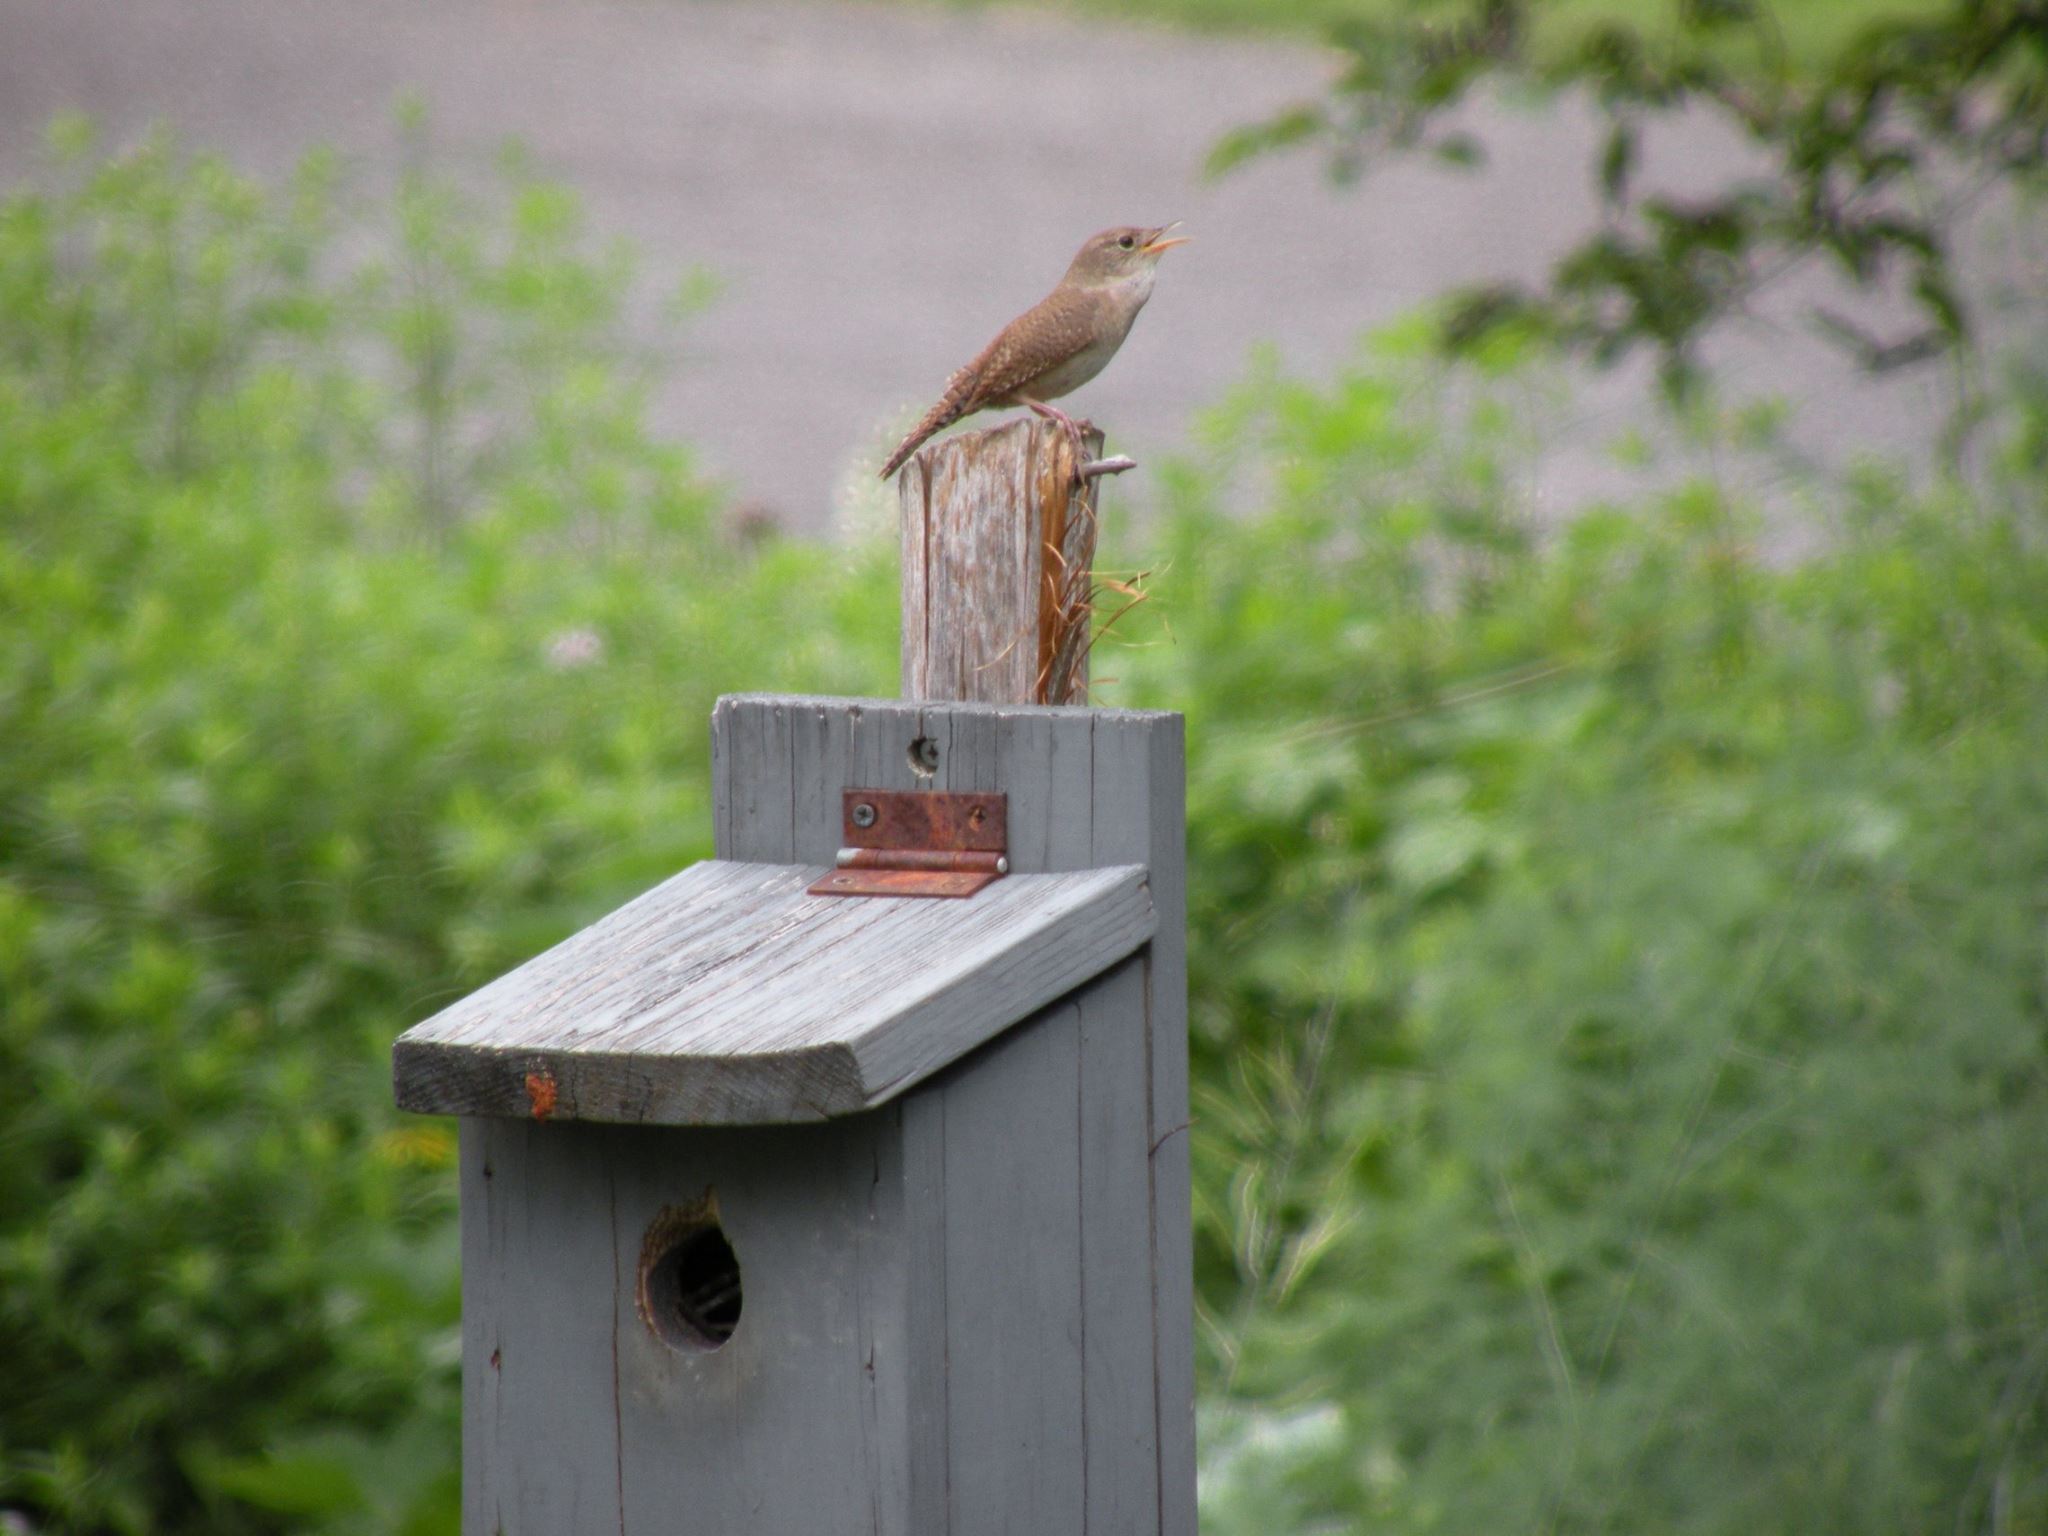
[1106,700,1198,1536]
[459,973,1170,1536]
[712,694,1195,1534]
[899,418,1105,705]
[1078,955,1163,1534]
[910,953,1164,1533]
[394,860,1154,1125]
[459,1118,623,1534]
[424,696,1193,1535]
[898,1091,951,1534]
[940,993,1086,1529]
[462,1111,913,1535]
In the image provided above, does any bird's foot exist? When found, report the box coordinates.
[1024,401,1093,477]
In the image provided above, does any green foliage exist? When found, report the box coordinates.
[7,121,2048,1536]
[1111,335,2048,1532]
[0,123,892,1534]
[1208,0,2048,402]
[927,0,1967,44]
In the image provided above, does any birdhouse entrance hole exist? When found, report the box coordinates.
[637,1197,741,1351]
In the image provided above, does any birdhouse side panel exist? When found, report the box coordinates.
[905,952,1165,1535]
[460,1114,917,1536]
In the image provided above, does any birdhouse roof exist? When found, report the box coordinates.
[392,859,1154,1126]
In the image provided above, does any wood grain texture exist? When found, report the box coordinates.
[938,996,1086,1531]
[904,954,1165,1534]
[394,860,1154,1125]
[712,695,1196,1532]
[899,418,1103,706]
[1109,706,1199,1536]
[460,977,1162,1536]
[1076,956,1162,1534]
[437,699,1192,1535]
[463,1113,911,1535]
[898,1091,951,1535]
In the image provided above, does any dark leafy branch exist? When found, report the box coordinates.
[1210,0,2048,398]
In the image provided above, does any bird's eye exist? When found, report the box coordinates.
[1118,234,1135,250]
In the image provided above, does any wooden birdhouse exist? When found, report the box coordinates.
[392,425,1193,1534]
[391,421,1196,1536]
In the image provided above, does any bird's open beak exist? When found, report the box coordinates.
[1143,221,1191,253]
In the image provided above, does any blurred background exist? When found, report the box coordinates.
[1,0,2043,1531]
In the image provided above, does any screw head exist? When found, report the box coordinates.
[851,802,878,829]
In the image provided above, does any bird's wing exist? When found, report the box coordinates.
[878,288,1091,480]
[963,287,1095,403]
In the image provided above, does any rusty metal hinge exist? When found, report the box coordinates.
[807,789,1009,899]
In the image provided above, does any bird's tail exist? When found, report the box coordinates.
[878,399,959,481]
[878,368,980,480]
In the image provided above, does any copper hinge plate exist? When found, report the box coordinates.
[808,789,1010,899]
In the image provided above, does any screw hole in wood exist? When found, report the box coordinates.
[907,735,939,777]
[637,1197,742,1351]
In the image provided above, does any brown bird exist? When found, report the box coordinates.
[879,223,1189,480]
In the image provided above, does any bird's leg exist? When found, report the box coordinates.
[1022,398,1089,472]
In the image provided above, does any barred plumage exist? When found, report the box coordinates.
[878,224,1187,480]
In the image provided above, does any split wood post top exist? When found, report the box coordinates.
[897,416,1119,706]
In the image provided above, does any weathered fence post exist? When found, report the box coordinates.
[393,427,1193,1534]
[899,416,1113,705]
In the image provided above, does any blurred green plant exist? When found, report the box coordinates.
[0,120,893,1534]
[1208,0,2048,407]
[925,0,1963,42]
[1112,324,2048,1533]
[6,117,2047,1536]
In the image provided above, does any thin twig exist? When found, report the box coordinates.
[1077,455,1138,479]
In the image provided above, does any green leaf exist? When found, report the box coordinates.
[183,1445,365,1519]
[1599,119,1636,202]
[1204,105,1328,179]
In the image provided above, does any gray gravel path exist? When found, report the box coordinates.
[0,0,1949,534]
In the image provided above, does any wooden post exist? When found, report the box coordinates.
[898,417,1108,705]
